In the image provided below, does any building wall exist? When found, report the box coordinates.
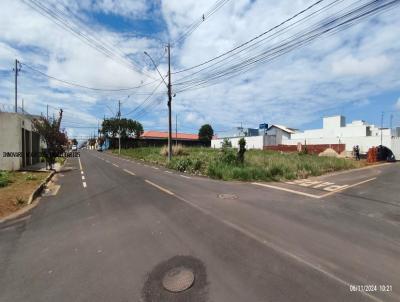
[283,132,392,153]
[0,113,39,171]
[211,136,264,149]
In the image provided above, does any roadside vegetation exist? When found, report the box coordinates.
[112,144,365,181]
[0,171,49,218]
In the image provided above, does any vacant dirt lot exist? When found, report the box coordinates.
[0,171,49,218]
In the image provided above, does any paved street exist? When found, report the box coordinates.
[1,150,399,302]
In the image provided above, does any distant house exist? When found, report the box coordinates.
[0,112,42,170]
[265,125,297,146]
[139,131,204,147]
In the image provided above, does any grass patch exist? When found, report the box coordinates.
[0,171,11,188]
[0,171,49,218]
[112,147,365,181]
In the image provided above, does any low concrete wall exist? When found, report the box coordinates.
[212,136,264,149]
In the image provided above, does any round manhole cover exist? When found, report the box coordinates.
[162,266,195,293]
[218,193,238,199]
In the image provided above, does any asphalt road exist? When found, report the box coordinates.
[1,150,399,302]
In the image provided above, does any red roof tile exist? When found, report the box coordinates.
[141,131,199,140]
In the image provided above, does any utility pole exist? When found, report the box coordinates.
[144,46,172,160]
[22,99,24,113]
[13,59,21,113]
[118,100,121,156]
[167,43,173,161]
[390,114,394,135]
[47,104,49,119]
[175,113,178,147]
[380,111,384,146]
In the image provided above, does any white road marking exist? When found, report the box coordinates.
[78,157,83,170]
[164,171,173,174]
[152,167,159,170]
[113,163,119,168]
[82,182,87,188]
[253,177,377,199]
[81,171,84,175]
[253,183,321,199]
[318,178,376,198]
[123,169,136,176]
[180,175,191,179]
[145,180,174,195]
[82,176,85,180]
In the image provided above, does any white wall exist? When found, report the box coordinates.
[0,113,23,170]
[391,137,400,160]
[283,132,392,153]
[211,135,264,149]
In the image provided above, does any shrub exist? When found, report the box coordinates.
[25,174,38,181]
[0,171,11,188]
[219,148,237,165]
[168,158,193,172]
[160,144,188,156]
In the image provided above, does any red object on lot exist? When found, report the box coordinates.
[264,144,345,154]
[367,147,378,163]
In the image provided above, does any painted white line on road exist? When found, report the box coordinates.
[164,171,173,174]
[81,171,84,175]
[319,177,376,198]
[78,157,83,171]
[123,169,136,176]
[105,160,110,163]
[82,176,85,180]
[145,180,174,195]
[171,194,384,302]
[82,182,87,188]
[253,183,320,199]
[112,163,119,168]
[180,175,191,179]
[152,167,159,170]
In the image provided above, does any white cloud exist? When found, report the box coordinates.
[331,55,391,77]
[0,0,400,138]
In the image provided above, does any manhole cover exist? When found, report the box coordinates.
[218,193,238,199]
[162,266,195,293]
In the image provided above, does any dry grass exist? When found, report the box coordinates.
[0,171,49,218]
[160,144,188,156]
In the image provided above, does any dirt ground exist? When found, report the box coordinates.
[0,171,50,219]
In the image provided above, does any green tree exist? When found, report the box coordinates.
[32,109,68,169]
[237,137,247,164]
[101,118,143,139]
[71,138,78,146]
[198,124,214,145]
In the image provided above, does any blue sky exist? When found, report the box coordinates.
[0,0,399,141]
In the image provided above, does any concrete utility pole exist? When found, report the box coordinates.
[175,113,178,147]
[167,43,173,161]
[144,45,173,161]
[13,59,21,113]
[381,111,384,146]
[118,100,121,156]
[47,105,49,119]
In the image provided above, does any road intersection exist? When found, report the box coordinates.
[1,150,399,302]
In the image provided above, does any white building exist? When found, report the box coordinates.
[0,112,42,170]
[211,115,400,159]
[283,116,392,154]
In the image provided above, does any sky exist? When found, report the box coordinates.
[0,0,399,141]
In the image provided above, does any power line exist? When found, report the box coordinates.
[22,0,157,80]
[173,0,400,92]
[21,62,159,92]
[173,0,232,45]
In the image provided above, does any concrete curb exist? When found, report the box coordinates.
[0,170,55,225]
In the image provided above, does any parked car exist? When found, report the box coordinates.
[71,145,77,151]
[97,146,103,152]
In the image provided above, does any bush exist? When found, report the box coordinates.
[25,174,38,181]
[168,158,193,172]
[0,171,11,188]
[160,144,188,156]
